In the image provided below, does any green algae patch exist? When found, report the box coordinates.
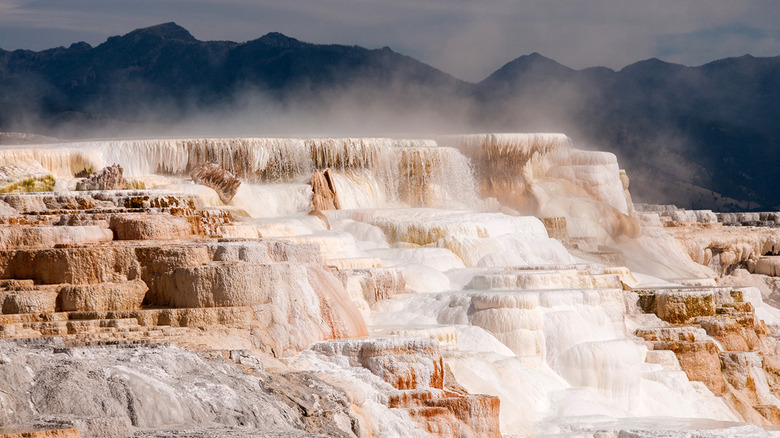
[0,175,56,193]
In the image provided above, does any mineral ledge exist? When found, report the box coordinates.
[0,134,778,438]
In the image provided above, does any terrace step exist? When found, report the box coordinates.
[0,318,144,338]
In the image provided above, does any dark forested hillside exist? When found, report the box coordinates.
[0,23,466,126]
[476,53,780,211]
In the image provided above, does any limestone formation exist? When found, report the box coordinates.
[0,185,369,360]
[109,214,192,240]
[439,133,638,241]
[57,281,148,312]
[0,429,80,438]
[0,226,113,249]
[0,161,56,194]
[190,164,241,204]
[1,289,58,314]
[336,267,406,309]
[634,282,780,424]
[3,135,780,437]
[310,169,339,211]
[310,338,501,437]
[659,213,780,275]
[542,216,567,240]
[718,212,780,227]
[637,326,724,393]
[750,256,780,277]
[638,289,717,324]
[75,164,125,191]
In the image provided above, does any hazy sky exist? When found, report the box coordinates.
[0,0,778,81]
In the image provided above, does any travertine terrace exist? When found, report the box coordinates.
[0,134,779,437]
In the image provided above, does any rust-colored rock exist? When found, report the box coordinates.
[655,290,716,323]
[312,338,501,437]
[190,163,241,204]
[636,327,724,393]
[637,288,718,324]
[0,245,141,285]
[311,338,444,390]
[419,393,501,438]
[0,428,80,438]
[693,313,764,352]
[310,169,339,211]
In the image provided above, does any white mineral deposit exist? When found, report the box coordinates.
[1,134,779,437]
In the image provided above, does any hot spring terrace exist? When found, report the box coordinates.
[0,134,779,437]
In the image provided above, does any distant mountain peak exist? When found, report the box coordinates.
[619,57,683,74]
[68,41,92,51]
[634,57,672,66]
[505,53,570,70]
[479,52,572,84]
[255,32,305,48]
[524,52,547,59]
[125,22,197,42]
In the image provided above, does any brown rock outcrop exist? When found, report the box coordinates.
[0,429,80,438]
[636,282,780,424]
[636,327,724,393]
[76,164,125,191]
[57,280,148,312]
[693,312,766,352]
[636,286,750,324]
[409,394,501,438]
[158,262,308,308]
[1,290,58,314]
[109,214,192,240]
[0,245,140,285]
[311,168,339,211]
[0,226,113,249]
[190,164,241,204]
[654,290,715,323]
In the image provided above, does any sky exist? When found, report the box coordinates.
[0,0,779,82]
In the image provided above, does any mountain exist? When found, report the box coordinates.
[1,23,779,211]
[476,53,780,211]
[0,22,466,126]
